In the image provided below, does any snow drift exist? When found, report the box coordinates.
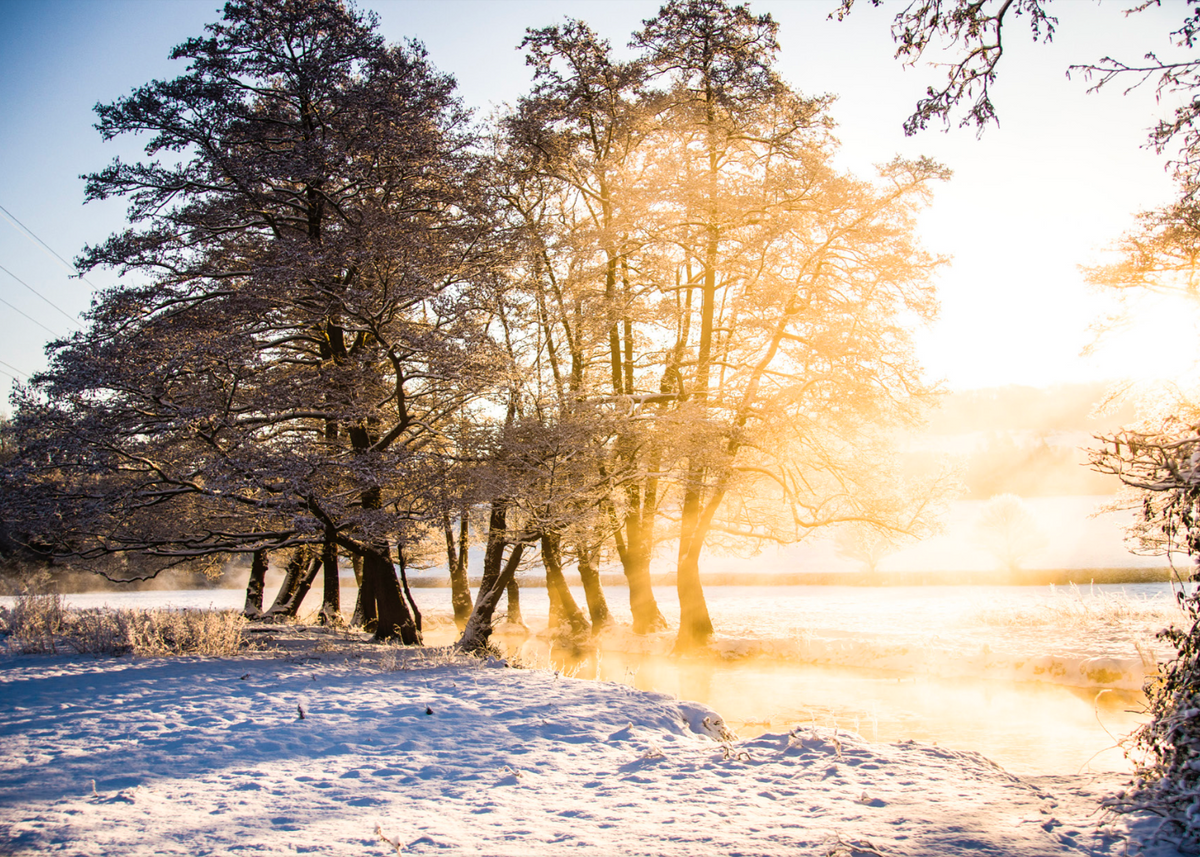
[0,640,1183,856]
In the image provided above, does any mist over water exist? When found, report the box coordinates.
[13,490,1184,777]
[15,487,1176,779]
[415,583,1169,777]
[33,574,1183,778]
[508,646,1144,779]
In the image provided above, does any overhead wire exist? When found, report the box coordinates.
[0,264,82,328]
[0,201,99,291]
[0,202,86,395]
[0,293,62,337]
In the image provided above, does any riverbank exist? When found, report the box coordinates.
[0,629,1184,856]
[406,565,1182,588]
[3,583,1182,777]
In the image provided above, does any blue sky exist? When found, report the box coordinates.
[0,0,1189,410]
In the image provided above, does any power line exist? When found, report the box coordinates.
[0,201,99,290]
[0,366,20,383]
[0,264,82,328]
[0,293,61,338]
[0,358,26,378]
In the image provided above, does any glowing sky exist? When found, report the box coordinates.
[0,0,1191,410]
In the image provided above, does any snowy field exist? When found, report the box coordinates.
[0,630,1186,856]
[13,581,1187,777]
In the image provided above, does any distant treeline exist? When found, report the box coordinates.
[407,567,1179,588]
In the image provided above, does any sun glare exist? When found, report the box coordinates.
[1089,290,1200,385]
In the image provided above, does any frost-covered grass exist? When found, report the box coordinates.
[376,644,485,672]
[969,584,1183,630]
[0,591,246,656]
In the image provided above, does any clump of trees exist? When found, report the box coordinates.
[0,0,947,653]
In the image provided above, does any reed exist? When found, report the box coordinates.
[0,593,245,656]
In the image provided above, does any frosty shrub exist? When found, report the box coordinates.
[1111,587,1200,848]
[5,591,67,654]
[64,609,134,654]
[379,645,480,672]
[124,609,246,656]
[2,603,246,657]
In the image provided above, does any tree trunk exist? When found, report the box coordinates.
[612,509,666,633]
[548,581,564,629]
[542,534,589,638]
[444,509,472,630]
[456,542,526,655]
[396,545,422,635]
[505,577,523,626]
[351,546,376,631]
[318,532,342,627]
[626,521,667,633]
[674,545,713,651]
[574,542,610,629]
[243,549,268,618]
[265,547,320,619]
[674,475,715,650]
[475,497,509,614]
[288,553,322,616]
[361,541,419,644]
[265,547,306,616]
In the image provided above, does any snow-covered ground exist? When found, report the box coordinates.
[15,581,1186,777]
[0,630,1185,856]
[45,582,1184,693]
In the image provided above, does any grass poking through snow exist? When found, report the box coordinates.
[970,584,1184,631]
[0,590,246,656]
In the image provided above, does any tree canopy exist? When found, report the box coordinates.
[2,0,948,653]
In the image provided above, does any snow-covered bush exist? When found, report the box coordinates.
[65,608,134,654]
[2,590,66,653]
[1,601,246,657]
[1111,586,1200,848]
[124,609,246,657]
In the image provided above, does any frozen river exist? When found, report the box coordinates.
[10,580,1189,777]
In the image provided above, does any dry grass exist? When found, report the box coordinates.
[377,644,484,672]
[969,584,1184,631]
[0,591,246,656]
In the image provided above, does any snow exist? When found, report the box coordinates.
[8,582,1184,777]
[42,582,1183,692]
[0,628,1186,856]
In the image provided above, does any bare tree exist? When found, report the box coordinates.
[503,20,666,632]
[480,0,949,652]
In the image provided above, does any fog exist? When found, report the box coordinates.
[10,383,1183,778]
[35,576,1182,778]
[484,642,1144,779]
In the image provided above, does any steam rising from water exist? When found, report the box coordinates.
[14,565,1183,778]
[411,582,1176,777]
